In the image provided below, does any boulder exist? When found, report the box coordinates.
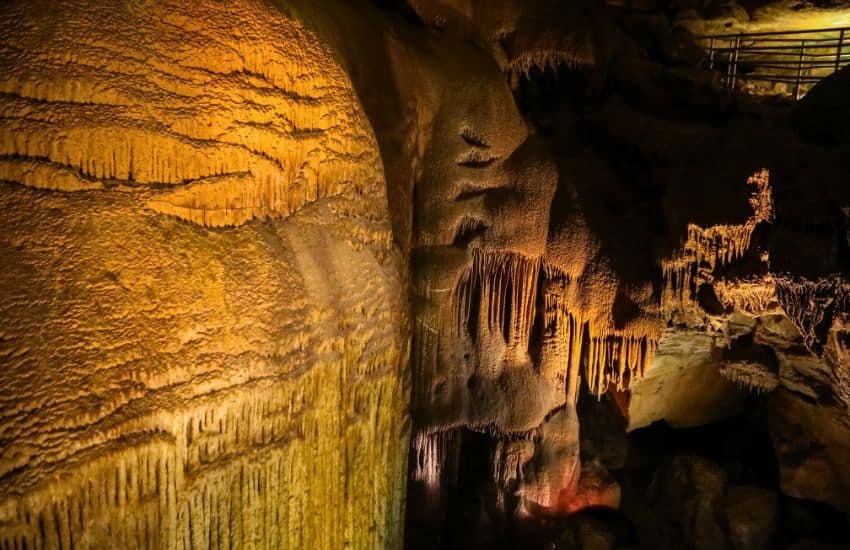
[649,454,731,550]
[793,65,850,145]
[724,486,778,550]
[769,389,850,514]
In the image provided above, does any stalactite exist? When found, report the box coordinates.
[0,347,408,550]
[492,438,534,514]
[446,250,659,403]
[506,50,590,82]
[411,431,460,506]
[450,251,541,353]
[661,169,774,317]
[719,360,780,394]
[539,269,659,399]
[713,275,782,317]
[774,274,850,355]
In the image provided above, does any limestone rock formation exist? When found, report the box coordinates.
[0,1,409,548]
[770,390,850,513]
[400,0,850,542]
[793,66,850,146]
[1,0,849,547]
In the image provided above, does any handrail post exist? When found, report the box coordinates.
[726,39,732,88]
[725,38,735,91]
[730,33,742,91]
[836,29,846,73]
[795,39,806,100]
[708,37,716,70]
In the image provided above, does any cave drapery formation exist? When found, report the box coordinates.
[1,0,850,548]
[0,1,409,548]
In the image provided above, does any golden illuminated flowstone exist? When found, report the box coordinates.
[660,169,776,322]
[0,1,409,548]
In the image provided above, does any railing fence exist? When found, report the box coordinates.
[700,26,850,99]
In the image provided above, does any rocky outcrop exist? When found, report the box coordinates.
[649,454,730,550]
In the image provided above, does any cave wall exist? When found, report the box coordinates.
[0,0,849,548]
[399,0,850,541]
[0,1,409,548]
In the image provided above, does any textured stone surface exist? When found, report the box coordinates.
[0,1,409,548]
[627,331,747,429]
[402,0,850,534]
[770,389,850,514]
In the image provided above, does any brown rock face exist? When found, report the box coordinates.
[725,486,778,550]
[770,390,850,514]
[793,66,850,145]
[649,454,730,550]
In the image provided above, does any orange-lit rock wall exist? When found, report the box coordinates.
[0,1,409,548]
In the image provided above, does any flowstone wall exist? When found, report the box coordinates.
[0,1,409,548]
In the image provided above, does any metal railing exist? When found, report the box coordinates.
[700,26,850,99]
